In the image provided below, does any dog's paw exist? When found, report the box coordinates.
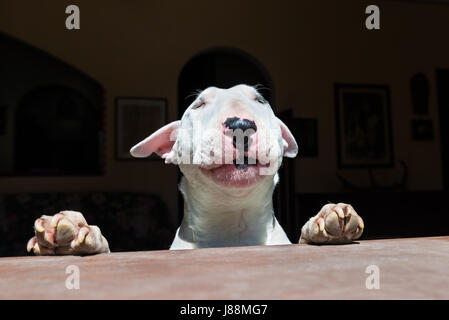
[299,203,364,245]
[26,210,110,255]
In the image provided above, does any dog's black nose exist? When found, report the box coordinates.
[224,117,257,152]
[224,117,257,132]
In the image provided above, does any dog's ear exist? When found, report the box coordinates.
[130,121,180,158]
[276,118,298,158]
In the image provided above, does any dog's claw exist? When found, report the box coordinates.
[77,227,90,245]
[358,217,365,230]
[33,242,40,255]
[50,213,65,228]
[34,219,45,233]
[26,237,36,252]
[335,206,345,219]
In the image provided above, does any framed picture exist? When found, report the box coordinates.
[115,97,167,160]
[334,84,394,168]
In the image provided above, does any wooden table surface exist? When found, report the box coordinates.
[1,236,448,299]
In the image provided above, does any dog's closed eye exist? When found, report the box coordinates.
[254,94,267,104]
[192,98,206,109]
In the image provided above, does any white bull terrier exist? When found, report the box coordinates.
[27,84,364,255]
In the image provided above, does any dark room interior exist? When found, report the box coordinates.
[0,0,448,301]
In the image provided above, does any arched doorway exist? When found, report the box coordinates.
[178,47,274,117]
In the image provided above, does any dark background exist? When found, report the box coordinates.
[1,0,449,256]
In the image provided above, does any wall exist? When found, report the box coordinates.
[0,0,448,224]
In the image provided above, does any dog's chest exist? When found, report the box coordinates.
[185,209,273,248]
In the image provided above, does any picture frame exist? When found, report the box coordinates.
[115,97,168,160]
[334,84,394,168]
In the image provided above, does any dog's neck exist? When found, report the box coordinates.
[177,173,279,248]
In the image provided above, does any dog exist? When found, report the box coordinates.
[27,84,364,255]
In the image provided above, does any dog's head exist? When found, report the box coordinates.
[130,84,298,190]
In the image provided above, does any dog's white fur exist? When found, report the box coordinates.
[131,85,297,249]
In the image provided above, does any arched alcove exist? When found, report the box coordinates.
[178,47,274,117]
[0,32,104,175]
